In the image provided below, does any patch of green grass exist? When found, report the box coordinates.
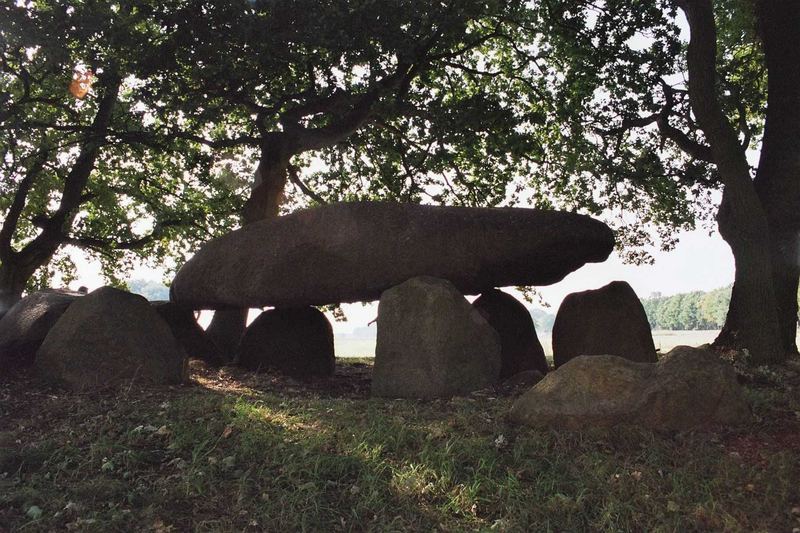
[1,359,799,531]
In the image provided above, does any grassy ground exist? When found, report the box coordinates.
[1,359,799,532]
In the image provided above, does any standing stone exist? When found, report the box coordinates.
[151,301,228,367]
[473,289,549,377]
[509,346,750,431]
[552,281,657,368]
[237,307,335,378]
[0,289,83,370]
[372,276,501,399]
[36,287,187,391]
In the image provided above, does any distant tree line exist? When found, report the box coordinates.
[642,285,799,331]
[128,279,169,302]
[641,287,732,331]
[530,308,556,334]
[534,287,735,333]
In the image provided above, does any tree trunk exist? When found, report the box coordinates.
[762,232,800,356]
[714,192,786,363]
[0,245,55,318]
[753,0,800,356]
[0,261,27,318]
[679,0,783,364]
[205,141,292,357]
[716,1,800,358]
[242,142,292,224]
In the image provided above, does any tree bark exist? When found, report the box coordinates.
[0,260,27,318]
[242,139,292,224]
[752,0,800,355]
[204,307,249,362]
[714,192,785,363]
[679,0,783,363]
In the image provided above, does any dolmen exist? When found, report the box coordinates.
[170,202,615,309]
[171,202,615,398]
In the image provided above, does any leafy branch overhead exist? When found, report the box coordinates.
[1,0,744,285]
[1,0,796,364]
[0,1,244,295]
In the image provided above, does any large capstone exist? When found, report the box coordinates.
[170,202,614,309]
[372,276,501,399]
[36,287,187,391]
[509,346,750,431]
[473,289,549,377]
[0,289,83,370]
[552,281,657,368]
[237,307,335,378]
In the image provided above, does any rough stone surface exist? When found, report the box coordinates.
[552,281,657,368]
[151,301,228,367]
[372,276,501,399]
[171,202,615,309]
[473,289,549,377]
[36,287,187,391]
[509,346,751,431]
[0,290,83,370]
[237,307,335,378]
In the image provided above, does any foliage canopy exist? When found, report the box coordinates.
[0,0,785,304]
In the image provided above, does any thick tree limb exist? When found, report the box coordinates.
[286,164,326,204]
[63,219,183,252]
[657,81,714,162]
[656,115,714,162]
[290,66,414,153]
[678,0,752,182]
[597,82,714,163]
[108,129,259,149]
[0,151,47,261]
[16,72,122,270]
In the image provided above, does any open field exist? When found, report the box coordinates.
[337,330,800,358]
[2,359,799,531]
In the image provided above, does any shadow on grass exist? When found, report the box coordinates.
[1,358,799,531]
